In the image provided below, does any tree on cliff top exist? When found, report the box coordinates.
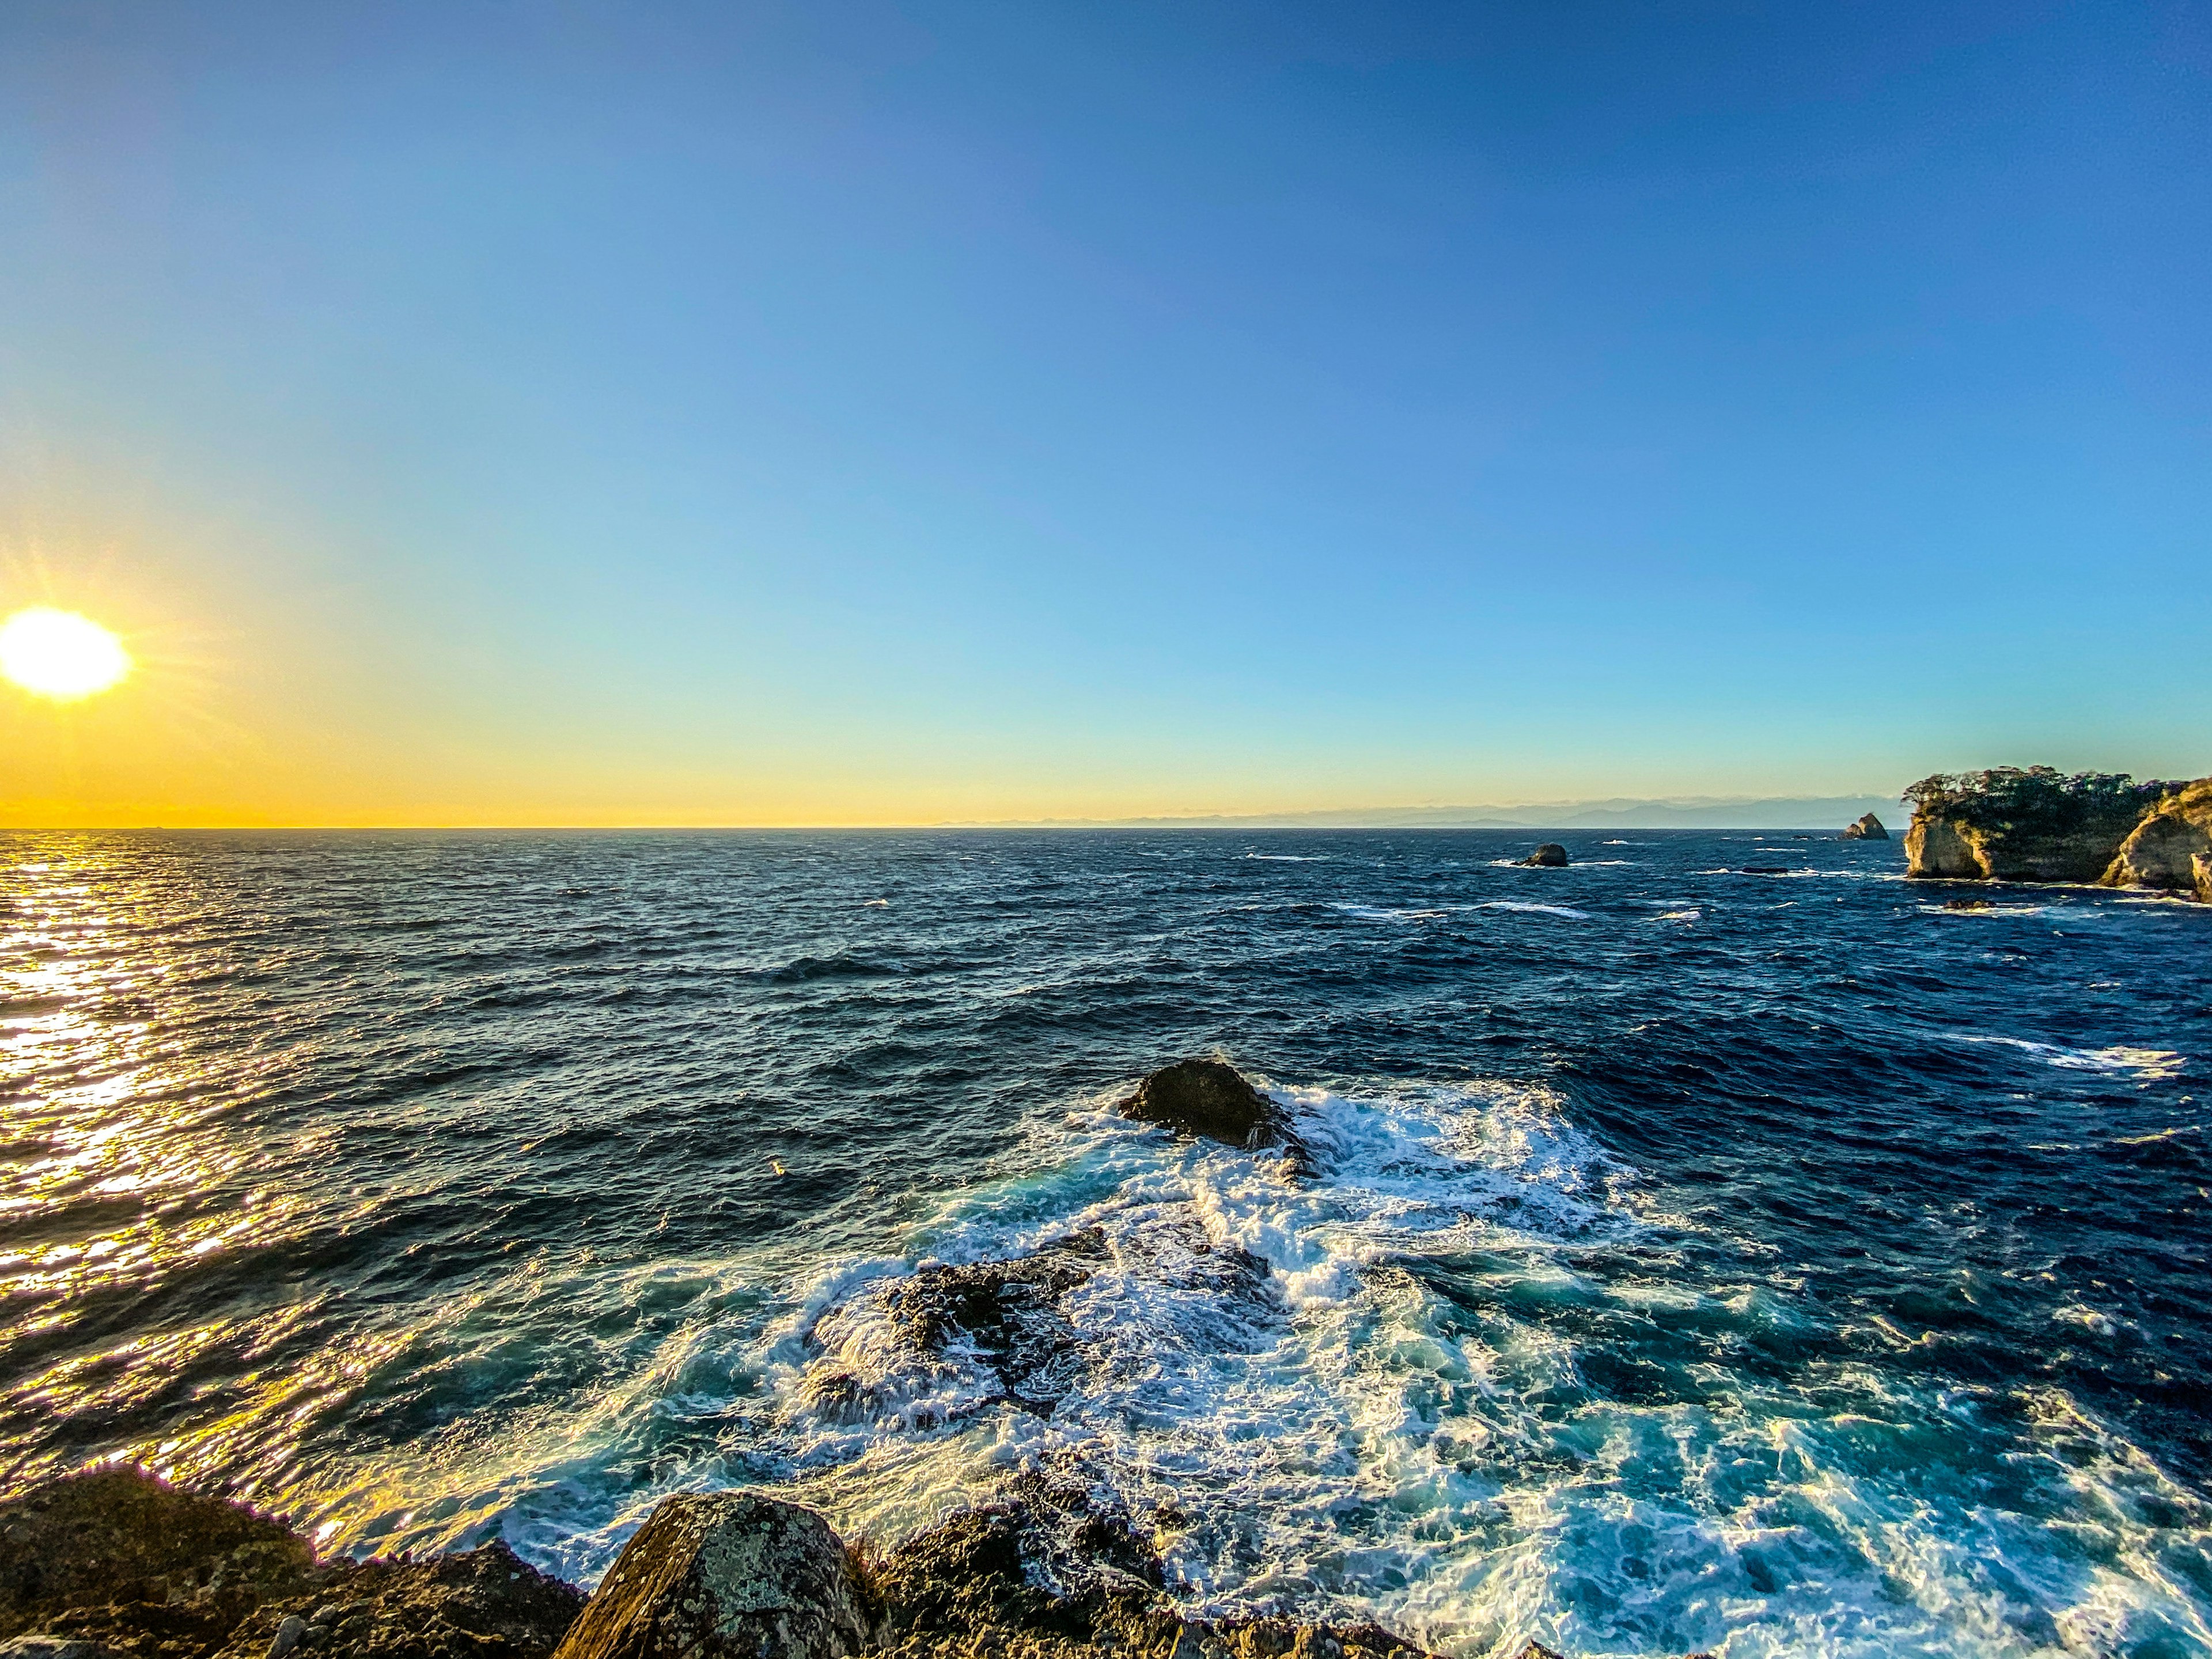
[1903,767,2175,838]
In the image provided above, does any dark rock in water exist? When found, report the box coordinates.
[1842,813,1889,840]
[1943,897,1994,911]
[551,1494,869,1659]
[866,1223,1275,1418]
[882,1227,1112,1414]
[0,1468,581,1659]
[1520,843,1568,868]
[1738,866,1792,875]
[1119,1060,1313,1175]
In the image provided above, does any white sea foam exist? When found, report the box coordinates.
[1952,1035,2186,1080]
[1473,902,1590,920]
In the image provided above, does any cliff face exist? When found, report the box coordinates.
[1904,815,1987,878]
[2102,779,2212,893]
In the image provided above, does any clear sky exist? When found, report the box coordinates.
[2,1,2205,826]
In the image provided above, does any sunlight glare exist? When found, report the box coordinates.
[0,607,133,700]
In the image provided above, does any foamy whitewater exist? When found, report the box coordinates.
[3,831,2207,1658]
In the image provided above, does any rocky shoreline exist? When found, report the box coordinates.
[0,1465,1607,1659]
[1,1064,1725,1659]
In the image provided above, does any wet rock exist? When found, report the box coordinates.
[1942,897,1994,911]
[1519,844,1569,868]
[550,1493,869,1659]
[882,1228,1112,1415]
[1118,1061,1312,1175]
[1842,813,1889,840]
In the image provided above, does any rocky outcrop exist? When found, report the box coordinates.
[1842,813,1888,840]
[1519,844,1568,867]
[0,1468,581,1659]
[1902,768,2177,882]
[2101,779,2212,894]
[0,1467,1714,1659]
[1903,815,1988,879]
[552,1494,869,1659]
[1118,1061,1312,1175]
[2197,853,2212,904]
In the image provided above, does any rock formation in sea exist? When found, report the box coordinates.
[1840,812,1888,840]
[2100,778,2212,895]
[2197,852,2212,904]
[1118,1060,1313,1175]
[1518,843,1568,867]
[1901,767,2181,883]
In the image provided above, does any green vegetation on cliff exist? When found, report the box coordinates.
[1903,767,2175,843]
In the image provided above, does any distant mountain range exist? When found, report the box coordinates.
[960,794,1906,831]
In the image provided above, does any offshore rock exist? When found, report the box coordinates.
[2197,852,2212,904]
[1842,813,1889,840]
[1119,1061,1313,1176]
[1520,843,1569,867]
[881,1228,1113,1415]
[550,1493,868,1659]
[2101,779,2212,893]
[847,1222,1274,1419]
[0,1468,580,1659]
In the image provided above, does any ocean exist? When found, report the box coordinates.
[3,830,2207,1658]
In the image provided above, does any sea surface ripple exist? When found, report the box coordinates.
[2,830,2208,1658]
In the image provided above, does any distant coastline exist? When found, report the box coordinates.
[952,793,1905,831]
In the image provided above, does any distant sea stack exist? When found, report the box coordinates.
[1842,813,1889,840]
[1903,767,2206,891]
[2100,778,2212,893]
[1520,843,1569,868]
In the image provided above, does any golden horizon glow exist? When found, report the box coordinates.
[0,607,134,701]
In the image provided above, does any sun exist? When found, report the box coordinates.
[0,607,134,700]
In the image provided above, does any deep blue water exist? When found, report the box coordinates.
[2,830,2207,1658]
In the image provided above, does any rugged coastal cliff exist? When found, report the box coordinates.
[1902,767,2199,887]
[2101,778,2212,893]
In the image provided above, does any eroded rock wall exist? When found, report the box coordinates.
[2103,779,2212,893]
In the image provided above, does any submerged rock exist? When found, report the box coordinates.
[2101,778,2212,893]
[551,1493,869,1659]
[0,1469,581,1659]
[1519,843,1569,867]
[1119,1060,1313,1176]
[881,1227,1113,1414]
[1842,813,1889,840]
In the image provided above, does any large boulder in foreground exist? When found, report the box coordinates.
[1119,1060,1312,1175]
[2101,778,2212,893]
[1520,843,1569,867]
[0,1468,580,1659]
[551,1494,869,1659]
[1842,813,1889,840]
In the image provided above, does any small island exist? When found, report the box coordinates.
[1903,766,2211,897]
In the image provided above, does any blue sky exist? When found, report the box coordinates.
[2,1,2205,824]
